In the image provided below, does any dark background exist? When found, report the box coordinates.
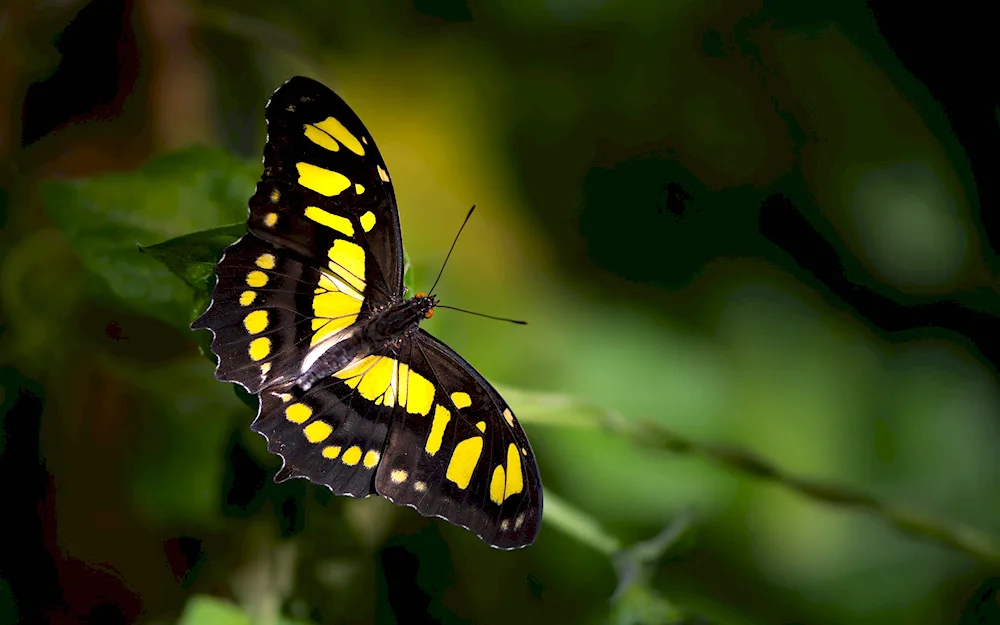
[2,0,999,623]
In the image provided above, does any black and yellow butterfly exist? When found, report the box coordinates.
[192,76,542,549]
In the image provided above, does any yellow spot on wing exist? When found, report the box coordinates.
[342,445,362,466]
[263,212,278,227]
[304,124,340,151]
[246,271,268,288]
[285,403,312,424]
[360,211,376,232]
[239,291,256,306]
[323,445,341,459]
[363,450,380,468]
[451,392,471,409]
[304,420,332,443]
[255,254,276,269]
[328,239,366,291]
[414,481,427,492]
[377,165,390,182]
[260,363,271,376]
[304,206,354,236]
[297,162,351,196]
[476,421,486,432]
[354,183,365,195]
[425,405,451,456]
[356,358,395,404]
[400,364,434,416]
[490,465,505,504]
[515,514,524,530]
[269,189,281,202]
[335,355,380,386]
[505,444,523,500]
[314,116,365,156]
[390,470,408,483]
[248,337,271,361]
[446,436,483,490]
[243,310,268,334]
[503,408,514,427]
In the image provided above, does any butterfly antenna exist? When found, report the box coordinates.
[436,305,527,325]
[428,205,476,296]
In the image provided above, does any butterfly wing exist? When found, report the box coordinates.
[193,76,405,391]
[251,76,404,301]
[376,330,542,549]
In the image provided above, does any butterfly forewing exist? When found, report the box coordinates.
[193,76,542,550]
[191,235,366,393]
[253,76,403,300]
[374,331,542,549]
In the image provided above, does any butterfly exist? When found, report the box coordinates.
[192,76,542,549]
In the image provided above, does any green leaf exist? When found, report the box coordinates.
[41,147,258,329]
[140,222,246,293]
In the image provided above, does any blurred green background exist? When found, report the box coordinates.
[2,1,1000,624]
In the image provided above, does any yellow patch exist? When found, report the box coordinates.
[323,445,341,459]
[243,310,268,334]
[503,408,514,427]
[354,183,365,195]
[490,465,505,504]
[500,519,510,531]
[451,392,471,409]
[246,271,268,288]
[269,189,281,202]
[260,363,271,376]
[425,405,451,456]
[445,436,483,490]
[248,337,271,361]
[521,447,527,456]
[360,211,376,232]
[255,253,276,270]
[285,403,312,424]
[476,421,486,432]
[400,364,435,416]
[342,445,362,466]
[335,355,380,386]
[362,136,368,145]
[356,358,395,405]
[304,123,340,151]
[515,514,525,530]
[239,291,256,306]
[279,393,293,403]
[304,206,354,236]
[390,469,408,483]
[303,420,332,443]
[505,444,523,500]
[377,165,389,182]
[310,315,357,347]
[263,212,278,227]
[297,162,352,197]
[313,117,365,156]
[414,481,427,492]
[363,450,380,469]
[327,239,366,291]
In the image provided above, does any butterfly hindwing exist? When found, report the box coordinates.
[191,235,367,394]
[375,330,542,550]
[251,356,401,498]
[252,76,404,301]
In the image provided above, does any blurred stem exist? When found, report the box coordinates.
[509,389,1000,567]
[543,491,621,556]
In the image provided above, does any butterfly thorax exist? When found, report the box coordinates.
[297,294,436,391]
[364,293,437,344]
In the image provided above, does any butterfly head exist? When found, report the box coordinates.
[413,292,437,319]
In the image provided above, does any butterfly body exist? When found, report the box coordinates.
[192,76,541,549]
